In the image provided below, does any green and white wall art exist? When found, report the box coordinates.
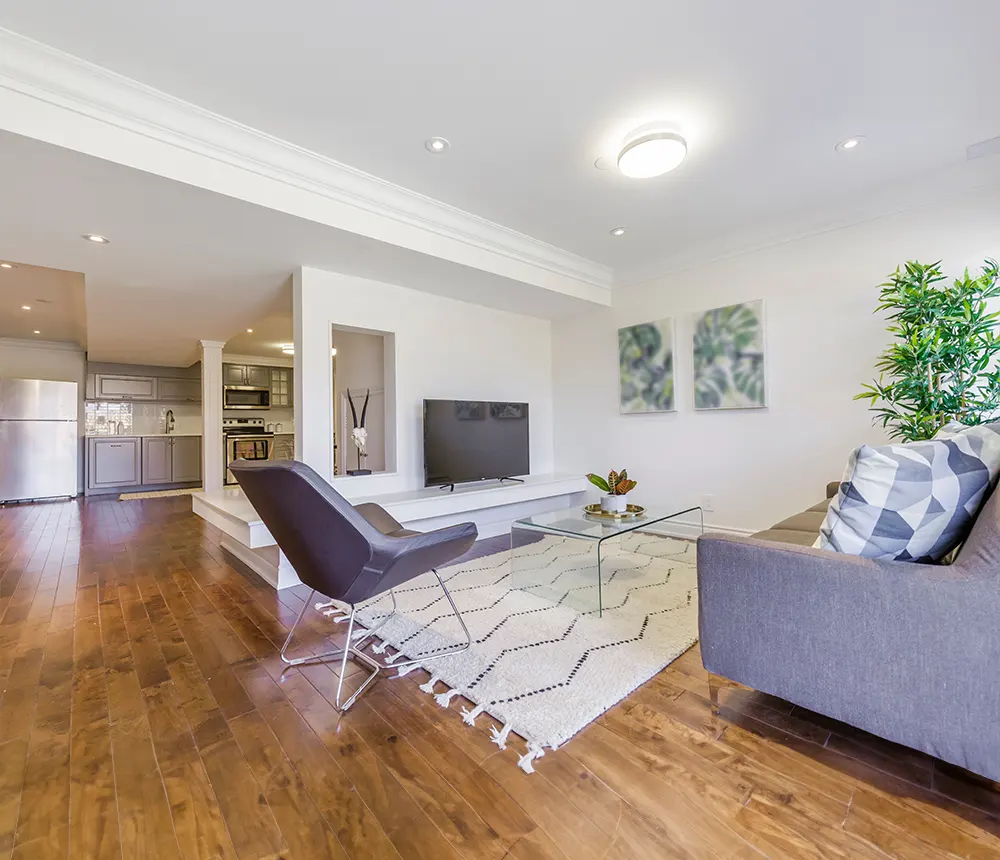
[618,318,675,414]
[692,300,766,409]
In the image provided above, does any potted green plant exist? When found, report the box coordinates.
[856,259,1000,441]
[586,469,637,514]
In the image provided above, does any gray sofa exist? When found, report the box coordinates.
[697,482,1000,782]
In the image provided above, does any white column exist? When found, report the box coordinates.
[200,339,225,492]
[293,269,334,480]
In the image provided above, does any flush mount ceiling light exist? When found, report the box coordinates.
[835,136,865,152]
[617,123,688,179]
[0,262,13,269]
[609,227,627,237]
[424,137,450,153]
[82,234,110,244]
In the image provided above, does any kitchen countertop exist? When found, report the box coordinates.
[85,433,203,438]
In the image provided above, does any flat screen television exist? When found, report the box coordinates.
[423,399,529,488]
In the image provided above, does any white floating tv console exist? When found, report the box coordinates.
[192,473,588,589]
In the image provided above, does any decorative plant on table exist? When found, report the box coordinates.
[586,469,638,514]
[856,258,1000,441]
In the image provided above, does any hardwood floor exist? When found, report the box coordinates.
[1,497,999,860]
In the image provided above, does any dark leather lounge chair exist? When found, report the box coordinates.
[230,459,478,710]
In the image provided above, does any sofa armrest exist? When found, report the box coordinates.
[696,533,1000,778]
[826,481,840,499]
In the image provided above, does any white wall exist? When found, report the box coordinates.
[294,267,554,494]
[554,183,1000,533]
[0,338,86,493]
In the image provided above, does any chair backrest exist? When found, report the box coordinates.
[230,459,382,598]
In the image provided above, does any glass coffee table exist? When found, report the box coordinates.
[510,505,703,616]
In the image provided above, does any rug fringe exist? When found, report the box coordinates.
[489,722,514,751]
[419,675,440,694]
[517,743,546,774]
[395,664,418,677]
[434,688,460,708]
[461,703,486,725]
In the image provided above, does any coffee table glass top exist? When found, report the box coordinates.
[513,505,702,540]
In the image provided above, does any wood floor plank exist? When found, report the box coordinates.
[1,497,998,860]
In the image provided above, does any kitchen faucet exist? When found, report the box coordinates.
[165,409,175,434]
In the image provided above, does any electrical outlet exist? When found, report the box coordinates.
[700,494,715,513]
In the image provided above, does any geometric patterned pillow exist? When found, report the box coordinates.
[818,422,1000,562]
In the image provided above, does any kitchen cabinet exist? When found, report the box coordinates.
[223,364,270,387]
[171,436,202,482]
[270,368,292,407]
[157,377,201,402]
[141,436,202,485]
[88,437,141,489]
[94,374,157,401]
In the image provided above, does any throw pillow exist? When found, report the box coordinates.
[818,422,1000,562]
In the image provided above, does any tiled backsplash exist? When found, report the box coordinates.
[85,401,202,435]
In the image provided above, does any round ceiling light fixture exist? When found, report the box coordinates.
[21,305,30,311]
[424,137,450,153]
[82,234,110,244]
[835,136,865,152]
[32,330,40,335]
[609,226,627,237]
[246,328,253,333]
[281,344,294,355]
[0,262,13,269]
[617,123,688,179]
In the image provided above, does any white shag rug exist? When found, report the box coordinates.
[352,533,699,772]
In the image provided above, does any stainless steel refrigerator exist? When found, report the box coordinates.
[0,378,78,503]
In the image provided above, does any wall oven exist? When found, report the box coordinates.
[223,418,274,484]
[223,385,270,410]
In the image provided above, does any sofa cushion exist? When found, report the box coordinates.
[819,422,1000,562]
[808,499,832,513]
[772,510,827,533]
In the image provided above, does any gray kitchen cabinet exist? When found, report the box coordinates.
[142,437,172,484]
[171,436,202,483]
[245,365,271,387]
[157,377,201,402]
[223,364,247,386]
[142,436,201,485]
[94,374,157,401]
[270,367,292,407]
[88,437,141,489]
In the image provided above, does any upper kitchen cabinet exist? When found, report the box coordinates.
[270,368,293,407]
[223,364,271,387]
[94,374,157,401]
[157,377,201,402]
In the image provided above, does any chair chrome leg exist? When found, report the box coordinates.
[361,569,472,672]
[280,589,347,667]
[335,607,381,711]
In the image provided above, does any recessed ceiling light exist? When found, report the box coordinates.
[835,136,865,152]
[610,227,627,237]
[82,234,110,243]
[617,125,687,179]
[32,330,40,335]
[246,328,253,333]
[281,344,294,355]
[425,137,450,153]
[21,305,30,311]
[331,347,337,357]
[0,263,13,269]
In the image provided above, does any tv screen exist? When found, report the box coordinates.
[423,399,529,487]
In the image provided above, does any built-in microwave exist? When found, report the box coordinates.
[223,385,270,410]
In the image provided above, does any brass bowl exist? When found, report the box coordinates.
[583,503,645,520]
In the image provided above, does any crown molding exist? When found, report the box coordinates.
[0,28,612,295]
[614,155,1000,289]
[0,336,84,353]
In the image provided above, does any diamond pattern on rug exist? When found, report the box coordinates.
[354,534,699,760]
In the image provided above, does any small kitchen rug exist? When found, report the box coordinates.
[118,488,203,500]
[351,534,699,772]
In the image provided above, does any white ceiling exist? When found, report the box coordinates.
[0,261,86,346]
[0,130,597,366]
[2,0,999,279]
